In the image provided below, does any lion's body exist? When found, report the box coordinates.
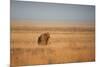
[38,32,50,45]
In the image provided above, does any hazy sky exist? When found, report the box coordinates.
[11,1,95,22]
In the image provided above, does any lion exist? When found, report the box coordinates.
[37,32,50,45]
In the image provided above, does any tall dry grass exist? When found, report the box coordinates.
[11,21,95,66]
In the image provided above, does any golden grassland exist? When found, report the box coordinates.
[10,21,95,66]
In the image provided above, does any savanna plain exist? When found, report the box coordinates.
[10,21,95,66]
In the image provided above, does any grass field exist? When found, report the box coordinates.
[10,21,95,66]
